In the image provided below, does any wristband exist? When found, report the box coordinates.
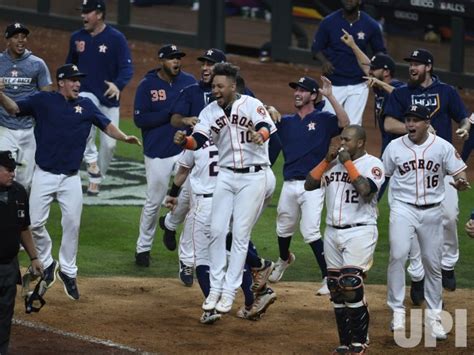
[168,183,181,198]
[258,127,270,142]
[30,257,38,261]
[183,136,197,150]
[343,160,361,182]
[309,160,329,180]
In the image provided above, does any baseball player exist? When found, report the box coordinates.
[157,48,227,286]
[383,104,469,340]
[311,0,386,125]
[66,0,133,195]
[0,23,52,191]
[384,48,471,292]
[165,136,277,323]
[339,35,425,305]
[174,62,276,314]
[0,63,141,300]
[134,44,196,267]
[305,125,384,355]
[268,76,349,296]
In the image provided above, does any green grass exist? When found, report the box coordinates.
[19,119,474,288]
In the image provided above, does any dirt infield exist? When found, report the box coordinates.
[3,20,474,354]
[10,278,474,354]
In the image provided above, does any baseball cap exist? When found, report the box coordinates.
[0,151,21,170]
[80,0,106,13]
[404,104,431,121]
[158,44,185,59]
[56,64,87,80]
[403,49,434,65]
[197,48,226,63]
[5,22,29,39]
[289,76,319,94]
[370,54,396,73]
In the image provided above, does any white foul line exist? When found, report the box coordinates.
[13,318,149,354]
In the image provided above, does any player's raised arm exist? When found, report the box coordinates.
[305,145,339,191]
[318,76,349,128]
[103,123,141,146]
[340,29,371,77]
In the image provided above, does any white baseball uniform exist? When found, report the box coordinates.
[323,83,369,126]
[192,94,276,302]
[322,153,385,271]
[383,133,466,320]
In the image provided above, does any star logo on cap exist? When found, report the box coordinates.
[14,23,21,29]
[411,105,417,111]
[307,122,316,131]
[206,49,213,56]
[299,77,305,83]
[171,45,177,51]
[74,105,83,114]
[412,50,419,57]
[11,70,18,77]
[357,31,365,40]
[72,65,79,72]
[99,44,107,53]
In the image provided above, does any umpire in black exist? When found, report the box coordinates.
[0,150,42,354]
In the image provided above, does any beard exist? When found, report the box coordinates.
[408,70,426,87]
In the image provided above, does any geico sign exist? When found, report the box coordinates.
[410,0,435,8]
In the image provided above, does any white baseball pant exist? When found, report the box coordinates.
[387,200,444,320]
[80,92,120,182]
[441,176,459,270]
[324,225,378,271]
[136,154,179,253]
[208,168,266,301]
[29,166,83,277]
[0,126,36,191]
[276,180,324,243]
[323,82,369,126]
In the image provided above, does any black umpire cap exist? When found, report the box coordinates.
[289,76,319,94]
[404,104,431,121]
[198,48,227,63]
[370,54,396,74]
[56,64,87,80]
[158,44,186,59]
[403,49,434,66]
[0,151,22,170]
[80,0,106,13]
[5,22,29,39]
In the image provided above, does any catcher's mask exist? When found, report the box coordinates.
[21,266,47,313]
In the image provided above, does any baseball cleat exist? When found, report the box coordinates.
[441,269,456,291]
[410,278,425,306]
[58,271,80,300]
[159,216,177,251]
[200,309,221,324]
[202,293,220,311]
[247,287,277,319]
[427,319,448,340]
[215,295,234,313]
[179,261,194,287]
[43,260,59,288]
[269,252,295,283]
[316,277,330,296]
[390,312,405,332]
[135,251,150,267]
[331,345,351,354]
[87,182,100,196]
[349,344,368,354]
[251,259,274,293]
[86,161,101,179]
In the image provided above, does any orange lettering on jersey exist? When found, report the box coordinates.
[150,89,167,102]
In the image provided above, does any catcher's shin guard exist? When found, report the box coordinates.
[346,304,370,346]
[334,305,352,347]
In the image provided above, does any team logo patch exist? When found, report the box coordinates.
[372,167,383,179]
[256,106,266,116]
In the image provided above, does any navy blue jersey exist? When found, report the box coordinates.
[383,76,469,143]
[312,10,385,86]
[66,25,133,108]
[171,81,212,117]
[374,79,405,154]
[16,92,111,174]
[276,110,341,180]
[134,69,196,159]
